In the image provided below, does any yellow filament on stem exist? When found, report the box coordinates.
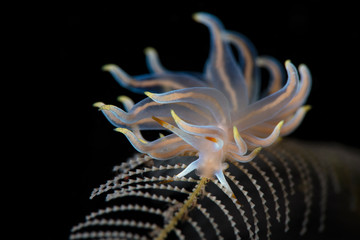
[155,177,209,240]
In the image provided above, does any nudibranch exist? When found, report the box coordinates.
[94,12,311,194]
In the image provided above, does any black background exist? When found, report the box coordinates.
[43,1,360,239]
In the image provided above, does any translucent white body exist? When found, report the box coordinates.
[95,12,311,193]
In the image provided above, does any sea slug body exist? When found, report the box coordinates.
[94,12,312,194]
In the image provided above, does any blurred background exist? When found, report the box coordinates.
[54,1,359,239]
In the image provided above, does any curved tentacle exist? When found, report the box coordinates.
[144,47,167,74]
[152,116,222,153]
[256,56,285,95]
[94,97,214,130]
[235,61,299,130]
[227,147,262,163]
[224,31,260,103]
[280,105,311,136]
[145,87,231,125]
[241,63,311,137]
[114,128,192,160]
[242,121,284,147]
[194,12,248,111]
[281,64,312,113]
[232,126,247,155]
[171,109,226,140]
[94,100,168,130]
[266,63,311,122]
[117,95,146,141]
[241,104,310,138]
[103,64,207,94]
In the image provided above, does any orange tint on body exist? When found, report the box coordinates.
[205,136,218,142]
